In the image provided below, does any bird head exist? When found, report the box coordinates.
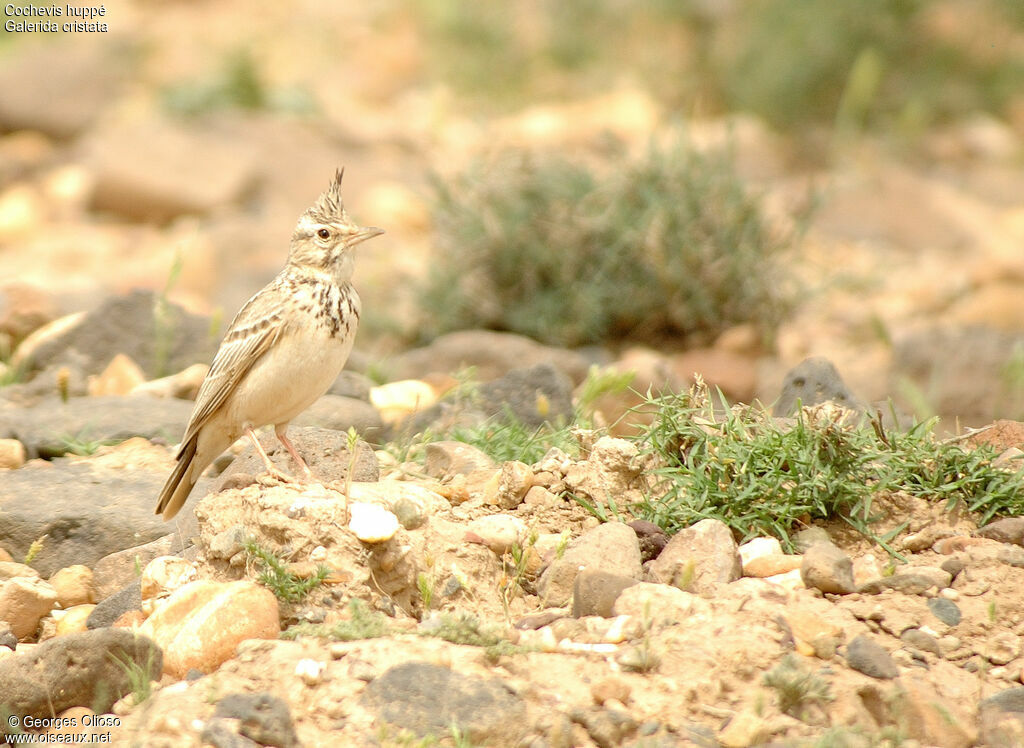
[288,169,384,282]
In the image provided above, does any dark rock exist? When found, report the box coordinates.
[980,687,1024,747]
[0,628,161,722]
[801,543,856,595]
[405,363,574,434]
[293,395,387,444]
[362,661,527,747]
[572,569,640,618]
[927,597,962,627]
[845,634,898,679]
[0,622,16,651]
[627,520,669,563]
[977,517,1024,545]
[858,567,952,596]
[981,687,1024,713]
[84,119,257,222]
[0,42,127,138]
[15,290,218,380]
[0,394,193,459]
[647,518,741,594]
[213,692,299,748]
[385,330,590,384]
[200,720,262,748]
[86,580,142,629]
[0,457,182,577]
[774,357,865,416]
[214,427,379,490]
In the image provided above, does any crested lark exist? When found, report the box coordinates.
[156,169,383,520]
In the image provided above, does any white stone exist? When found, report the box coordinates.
[738,536,783,566]
[295,658,326,686]
[348,502,400,543]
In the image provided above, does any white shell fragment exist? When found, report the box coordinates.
[348,502,400,543]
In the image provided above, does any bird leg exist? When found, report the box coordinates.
[275,426,315,480]
[245,427,299,483]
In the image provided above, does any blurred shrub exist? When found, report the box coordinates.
[417,139,797,348]
[714,0,1024,131]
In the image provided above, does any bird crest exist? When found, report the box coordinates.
[305,168,347,224]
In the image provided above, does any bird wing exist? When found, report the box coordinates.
[177,286,288,456]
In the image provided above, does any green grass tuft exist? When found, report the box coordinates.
[243,539,330,605]
[634,380,1024,552]
[282,598,391,641]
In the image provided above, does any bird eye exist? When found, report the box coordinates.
[316,228,330,240]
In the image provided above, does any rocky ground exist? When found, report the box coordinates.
[3,2,1024,746]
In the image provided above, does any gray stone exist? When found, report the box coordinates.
[859,567,952,596]
[997,545,1024,568]
[977,517,1024,545]
[900,628,941,657]
[647,518,741,595]
[293,395,386,444]
[214,426,379,489]
[86,580,142,629]
[405,363,575,434]
[571,569,640,618]
[791,526,834,552]
[15,290,219,381]
[84,118,257,222]
[801,543,856,595]
[327,370,374,401]
[0,394,193,459]
[981,687,1024,714]
[846,634,898,679]
[423,441,496,479]
[0,42,126,138]
[927,597,962,627]
[538,522,642,607]
[0,628,161,721]
[361,661,527,747]
[200,720,262,748]
[569,706,638,748]
[774,357,865,416]
[213,692,298,748]
[385,330,590,384]
[0,457,183,577]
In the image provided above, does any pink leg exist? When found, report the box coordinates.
[245,427,296,482]
[276,426,314,480]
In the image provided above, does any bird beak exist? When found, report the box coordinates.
[349,226,385,248]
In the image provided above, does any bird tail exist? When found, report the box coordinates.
[155,436,199,520]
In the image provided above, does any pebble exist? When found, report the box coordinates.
[348,502,400,543]
[846,634,899,679]
[927,597,962,626]
[0,576,58,638]
[140,556,198,614]
[54,604,94,636]
[295,658,327,686]
[48,565,96,607]
[483,460,534,509]
[465,514,528,555]
[0,438,26,469]
[800,543,856,595]
[212,692,299,748]
[900,628,941,657]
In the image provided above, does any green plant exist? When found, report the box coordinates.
[499,531,539,622]
[110,646,161,706]
[419,138,796,348]
[23,534,46,565]
[634,380,1024,552]
[450,413,579,465]
[58,432,120,456]
[283,598,391,641]
[419,612,521,662]
[417,571,436,611]
[243,539,330,604]
[162,49,315,118]
[763,655,832,720]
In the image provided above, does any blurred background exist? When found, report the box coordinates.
[2,0,1024,426]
